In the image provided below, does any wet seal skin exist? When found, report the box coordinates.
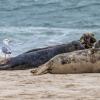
[0,41,84,70]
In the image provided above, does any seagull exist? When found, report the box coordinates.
[2,39,12,61]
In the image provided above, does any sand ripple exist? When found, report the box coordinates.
[0,70,100,100]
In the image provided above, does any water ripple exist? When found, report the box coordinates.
[63,3,100,11]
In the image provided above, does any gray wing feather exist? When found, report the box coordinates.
[2,46,11,54]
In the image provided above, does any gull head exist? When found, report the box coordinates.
[3,39,11,45]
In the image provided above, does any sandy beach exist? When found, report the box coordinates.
[0,70,100,100]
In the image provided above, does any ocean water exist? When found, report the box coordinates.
[0,0,100,56]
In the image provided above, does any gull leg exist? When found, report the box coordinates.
[3,54,7,63]
[5,54,6,61]
[8,54,10,59]
[4,54,9,63]
[7,54,11,62]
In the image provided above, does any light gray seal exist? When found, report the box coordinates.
[31,48,100,75]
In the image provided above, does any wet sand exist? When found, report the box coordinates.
[0,70,100,100]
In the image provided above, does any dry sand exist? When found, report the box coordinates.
[0,70,100,100]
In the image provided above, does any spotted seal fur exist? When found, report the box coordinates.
[31,48,100,75]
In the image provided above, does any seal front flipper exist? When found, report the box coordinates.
[31,64,49,75]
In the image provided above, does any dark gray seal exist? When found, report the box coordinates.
[0,41,84,70]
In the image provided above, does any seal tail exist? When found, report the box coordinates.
[0,65,11,70]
